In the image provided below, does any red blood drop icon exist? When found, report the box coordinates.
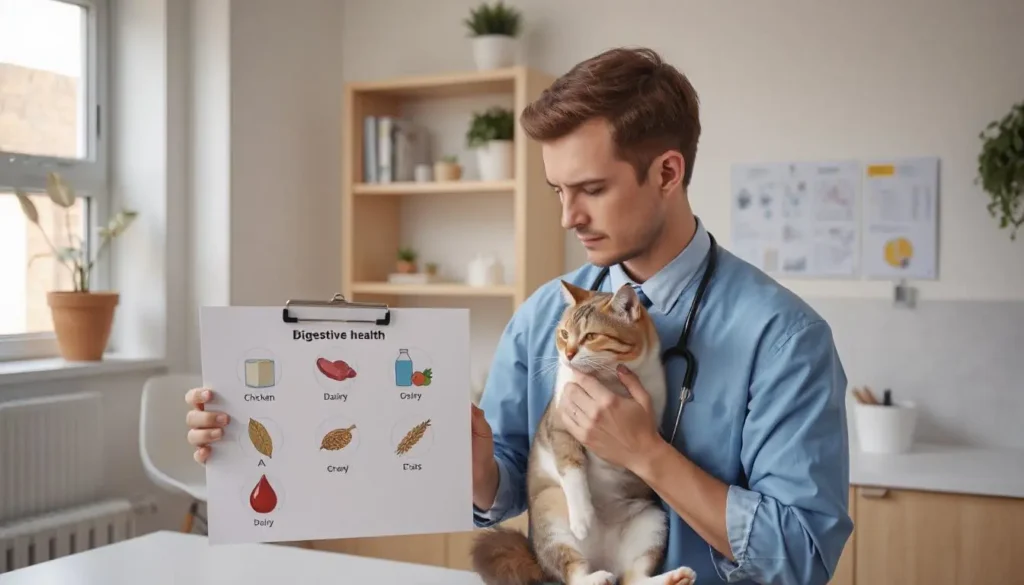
[250,474,277,514]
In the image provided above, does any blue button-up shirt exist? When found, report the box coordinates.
[472,218,853,584]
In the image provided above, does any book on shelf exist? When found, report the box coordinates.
[362,115,431,184]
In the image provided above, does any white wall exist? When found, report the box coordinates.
[336,0,1024,446]
[185,0,346,371]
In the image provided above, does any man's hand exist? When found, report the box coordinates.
[471,403,499,510]
[558,364,663,470]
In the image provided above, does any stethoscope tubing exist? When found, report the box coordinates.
[587,233,718,446]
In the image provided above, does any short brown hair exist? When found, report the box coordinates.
[520,47,701,187]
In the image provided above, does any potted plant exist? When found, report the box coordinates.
[467,106,515,181]
[977,99,1024,240]
[434,155,462,182]
[396,247,418,274]
[463,1,522,70]
[15,172,138,361]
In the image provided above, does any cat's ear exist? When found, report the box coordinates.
[608,283,643,321]
[560,280,591,305]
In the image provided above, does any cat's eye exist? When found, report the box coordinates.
[559,329,568,339]
[582,333,596,342]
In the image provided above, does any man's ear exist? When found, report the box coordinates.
[560,280,591,305]
[656,150,685,195]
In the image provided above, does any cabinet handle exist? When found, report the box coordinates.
[860,487,890,499]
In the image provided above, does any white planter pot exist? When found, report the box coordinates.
[475,140,513,181]
[472,35,517,70]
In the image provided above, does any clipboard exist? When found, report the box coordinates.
[281,293,391,326]
[198,292,473,545]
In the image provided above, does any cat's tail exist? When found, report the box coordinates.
[470,526,548,585]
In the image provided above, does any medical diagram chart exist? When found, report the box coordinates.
[198,304,473,545]
[731,160,862,278]
[730,156,940,281]
[860,157,939,280]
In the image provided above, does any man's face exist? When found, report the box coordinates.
[542,118,667,267]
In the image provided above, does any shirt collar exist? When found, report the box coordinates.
[608,216,712,315]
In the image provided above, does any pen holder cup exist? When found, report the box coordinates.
[854,401,917,454]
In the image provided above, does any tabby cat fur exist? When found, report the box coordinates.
[470,280,696,585]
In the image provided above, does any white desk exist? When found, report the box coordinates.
[0,531,485,584]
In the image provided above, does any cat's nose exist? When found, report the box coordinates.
[565,347,577,360]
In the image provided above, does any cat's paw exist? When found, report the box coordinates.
[567,499,596,541]
[645,566,697,585]
[574,570,616,585]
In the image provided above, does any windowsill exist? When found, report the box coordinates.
[0,354,167,387]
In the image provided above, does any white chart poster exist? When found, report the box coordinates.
[198,305,473,545]
[861,157,939,279]
[731,160,861,277]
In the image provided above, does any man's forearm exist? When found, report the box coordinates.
[473,456,499,510]
[632,437,735,562]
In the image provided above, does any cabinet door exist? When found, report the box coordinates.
[854,487,1024,585]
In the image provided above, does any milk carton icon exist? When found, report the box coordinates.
[395,349,413,386]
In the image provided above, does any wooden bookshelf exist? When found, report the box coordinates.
[319,65,563,570]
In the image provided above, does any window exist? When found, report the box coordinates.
[0,0,108,361]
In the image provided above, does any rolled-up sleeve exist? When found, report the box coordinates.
[712,318,853,584]
[472,309,533,528]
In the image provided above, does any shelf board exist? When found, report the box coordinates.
[352,180,515,196]
[350,282,515,297]
[347,67,520,99]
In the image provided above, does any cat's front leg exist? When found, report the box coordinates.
[550,428,596,541]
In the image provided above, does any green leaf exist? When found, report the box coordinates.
[466,106,515,148]
[463,1,522,37]
[45,172,75,208]
[977,99,1024,241]
[14,190,39,224]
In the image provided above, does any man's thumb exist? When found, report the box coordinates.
[617,364,651,410]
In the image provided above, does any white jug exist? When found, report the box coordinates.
[467,253,503,287]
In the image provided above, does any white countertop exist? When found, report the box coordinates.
[849,442,1024,499]
[0,530,485,585]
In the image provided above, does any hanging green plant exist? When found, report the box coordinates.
[976,100,1024,240]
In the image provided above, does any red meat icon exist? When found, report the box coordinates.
[317,357,356,381]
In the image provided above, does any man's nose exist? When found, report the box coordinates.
[561,198,585,230]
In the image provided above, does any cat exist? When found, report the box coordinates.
[470,280,697,585]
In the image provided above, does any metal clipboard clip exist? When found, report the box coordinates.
[282,293,391,325]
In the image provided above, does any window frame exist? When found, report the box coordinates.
[0,0,111,362]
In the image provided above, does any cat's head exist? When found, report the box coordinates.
[554,279,660,376]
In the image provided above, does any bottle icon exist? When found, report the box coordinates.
[395,349,413,386]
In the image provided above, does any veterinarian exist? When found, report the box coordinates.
[184,46,852,585]
[470,47,852,585]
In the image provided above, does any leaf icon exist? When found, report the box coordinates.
[248,418,273,458]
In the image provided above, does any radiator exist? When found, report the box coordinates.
[0,498,135,573]
[0,391,104,524]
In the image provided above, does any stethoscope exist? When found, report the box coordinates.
[587,232,718,446]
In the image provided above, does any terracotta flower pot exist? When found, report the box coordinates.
[396,260,417,274]
[434,161,462,182]
[47,291,119,361]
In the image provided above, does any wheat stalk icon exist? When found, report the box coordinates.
[395,419,431,456]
